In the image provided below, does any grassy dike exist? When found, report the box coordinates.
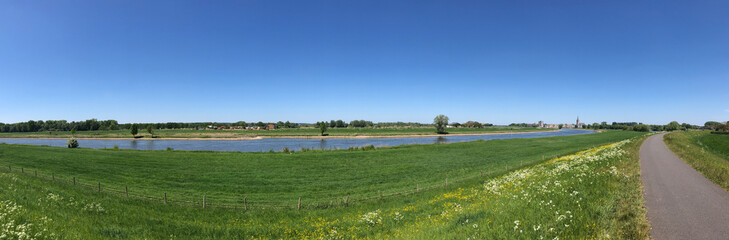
[0,131,642,207]
[664,131,729,191]
[0,131,650,239]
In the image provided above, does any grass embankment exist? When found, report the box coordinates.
[664,131,729,191]
[0,131,642,208]
[0,132,649,239]
[0,127,554,139]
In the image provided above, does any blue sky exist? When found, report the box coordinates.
[1,1,727,125]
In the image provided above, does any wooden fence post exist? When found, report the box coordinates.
[445,178,448,187]
[21,168,23,173]
[35,170,37,176]
[98,182,101,192]
[345,194,349,207]
[378,190,381,200]
[480,169,483,177]
[203,195,206,208]
[125,186,128,197]
[298,197,301,210]
[244,197,247,210]
[73,177,75,185]
[164,192,167,204]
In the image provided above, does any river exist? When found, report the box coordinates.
[0,129,595,152]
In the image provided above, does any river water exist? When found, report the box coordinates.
[0,129,594,152]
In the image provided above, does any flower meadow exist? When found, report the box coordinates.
[0,137,648,239]
[280,139,642,239]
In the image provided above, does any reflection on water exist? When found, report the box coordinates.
[0,129,595,152]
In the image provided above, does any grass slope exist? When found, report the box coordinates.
[0,133,650,239]
[664,131,729,191]
[0,131,643,207]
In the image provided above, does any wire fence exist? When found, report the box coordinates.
[2,148,593,210]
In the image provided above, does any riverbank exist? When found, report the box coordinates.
[0,128,563,140]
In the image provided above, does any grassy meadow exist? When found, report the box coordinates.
[664,131,729,191]
[0,131,643,208]
[0,132,650,239]
[0,126,554,139]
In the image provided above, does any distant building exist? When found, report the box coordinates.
[265,124,276,130]
[540,116,584,129]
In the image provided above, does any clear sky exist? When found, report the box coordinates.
[1,1,727,125]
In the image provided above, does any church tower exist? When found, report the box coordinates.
[576,116,580,127]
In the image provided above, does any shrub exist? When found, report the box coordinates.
[67,138,79,148]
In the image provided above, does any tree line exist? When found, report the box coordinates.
[0,119,120,132]
[0,119,429,133]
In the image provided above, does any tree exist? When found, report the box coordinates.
[717,122,729,132]
[434,115,449,134]
[665,121,680,131]
[705,121,721,130]
[67,137,79,148]
[147,125,154,137]
[633,124,650,132]
[317,121,328,136]
[558,124,564,129]
[130,124,138,137]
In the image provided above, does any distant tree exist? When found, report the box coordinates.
[317,121,328,136]
[558,124,564,129]
[633,124,650,132]
[256,121,266,128]
[66,138,79,148]
[705,121,721,130]
[463,121,482,128]
[147,125,154,137]
[335,120,347,128]
[717,122,729,132]
[284,121,298,128]
[349,120,374,128]
[450,122,461,128]
[70,127,76,136]
[665,121,680,131]
[434,115,449,134]
[130,124,138,137]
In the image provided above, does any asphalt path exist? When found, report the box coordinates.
[640,133,729,240]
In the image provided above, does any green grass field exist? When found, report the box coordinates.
[0,131,642,208]
[0,131,649,239]
[664,131,729,191]
[0,126,554,139]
